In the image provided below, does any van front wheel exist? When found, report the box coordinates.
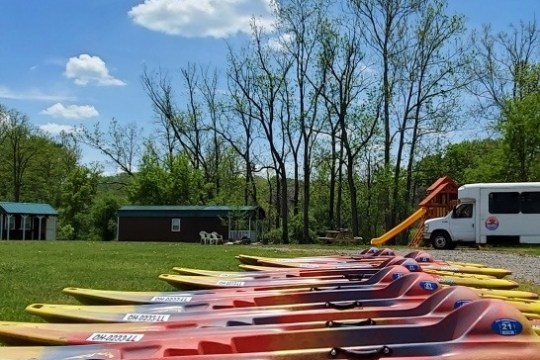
[431,232,453,250]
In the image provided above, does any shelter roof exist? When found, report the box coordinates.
[0,202,58,215]
[118,205,265,219]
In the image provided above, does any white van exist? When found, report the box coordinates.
[423,182,540,249]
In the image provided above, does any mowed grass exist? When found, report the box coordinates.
[0,241,538,323]
[0,241,337,322]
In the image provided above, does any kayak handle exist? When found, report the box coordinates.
[344,274,365,281]
[326,318,376,328]
[311,286,342,291]
[329,345,391,359]
[325,300,362,310]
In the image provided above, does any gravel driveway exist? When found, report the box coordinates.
[416,248,540,286]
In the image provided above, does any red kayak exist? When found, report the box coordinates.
[26,273,441,323]
[2,300,539,359]
[0,286,484,345]
[63,265,411,306]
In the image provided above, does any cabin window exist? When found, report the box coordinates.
[171,218,181,232]
[20,217,32,230]
[521,192,540,213]
[8,216,15,230]
[489,192,520,214]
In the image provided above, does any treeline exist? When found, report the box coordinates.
[1,0,539,243]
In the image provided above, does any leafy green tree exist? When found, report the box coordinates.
[129,144,209,205]
[499,91,540,181]
[129,148,170,205]
[58,165,101,240]
[91,196,122,241]
[414,139,505,188]
[0,105,82,205]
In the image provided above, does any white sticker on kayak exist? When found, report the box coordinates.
[150,296,193,303]
[216,280,246,286]
[298,264,319,268]
[87,333,145,343]
[122,313,171,322]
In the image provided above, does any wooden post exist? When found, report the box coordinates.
[6,215,11,240]
[37,216,44,240]
[22,215,27,240]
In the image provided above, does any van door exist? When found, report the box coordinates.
[449,203,476,242]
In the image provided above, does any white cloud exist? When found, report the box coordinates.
[128,0,276,38]
[40,103,99,119]
[39,123,76,135]
[65,54,126,86]
[267,33,295,52]
[0,85,75,102]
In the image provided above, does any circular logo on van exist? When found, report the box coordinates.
[485,216,499,230]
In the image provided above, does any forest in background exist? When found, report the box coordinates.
[1,0,539,243]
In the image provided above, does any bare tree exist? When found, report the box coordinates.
[471,19,540,114]
[350,0,417,229]
[78,118,141,176]
[276,0,328,242]
[223,52,261,205]
[227,22,294,243]
[2,109,40,201]
[317,16,378,237]
[391,0,470,221]
[143,65,227,200]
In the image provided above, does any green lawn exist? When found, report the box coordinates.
[0,241,538,322]
[0,241,339,322]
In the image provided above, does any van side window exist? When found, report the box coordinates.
[521,192,540,213]
[454,204,473,218]
[489,192,520,213]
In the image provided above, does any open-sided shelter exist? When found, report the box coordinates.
[0,202,58,240]
[117,205,265,242]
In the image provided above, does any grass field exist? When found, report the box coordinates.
[0,241,338,322]
[0,241,538,322]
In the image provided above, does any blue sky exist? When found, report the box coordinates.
[0,0,538,170]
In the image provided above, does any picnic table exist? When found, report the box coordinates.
[318,229,363,245]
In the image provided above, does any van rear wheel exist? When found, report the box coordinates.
[431,232,453,250]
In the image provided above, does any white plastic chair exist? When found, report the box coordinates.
[210,232,223,245]
[199,231,211,245]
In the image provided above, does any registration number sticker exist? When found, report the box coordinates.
[122,313,171,322]
[87,333,144,343]
[216,280,245,286]
[150,296,193,303]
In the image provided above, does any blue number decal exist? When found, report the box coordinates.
[453,300,471,309]
[492,319,523,336]
[392,272,405,280]
[420,281,438,291]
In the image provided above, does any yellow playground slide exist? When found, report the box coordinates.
[370,207,427,246]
